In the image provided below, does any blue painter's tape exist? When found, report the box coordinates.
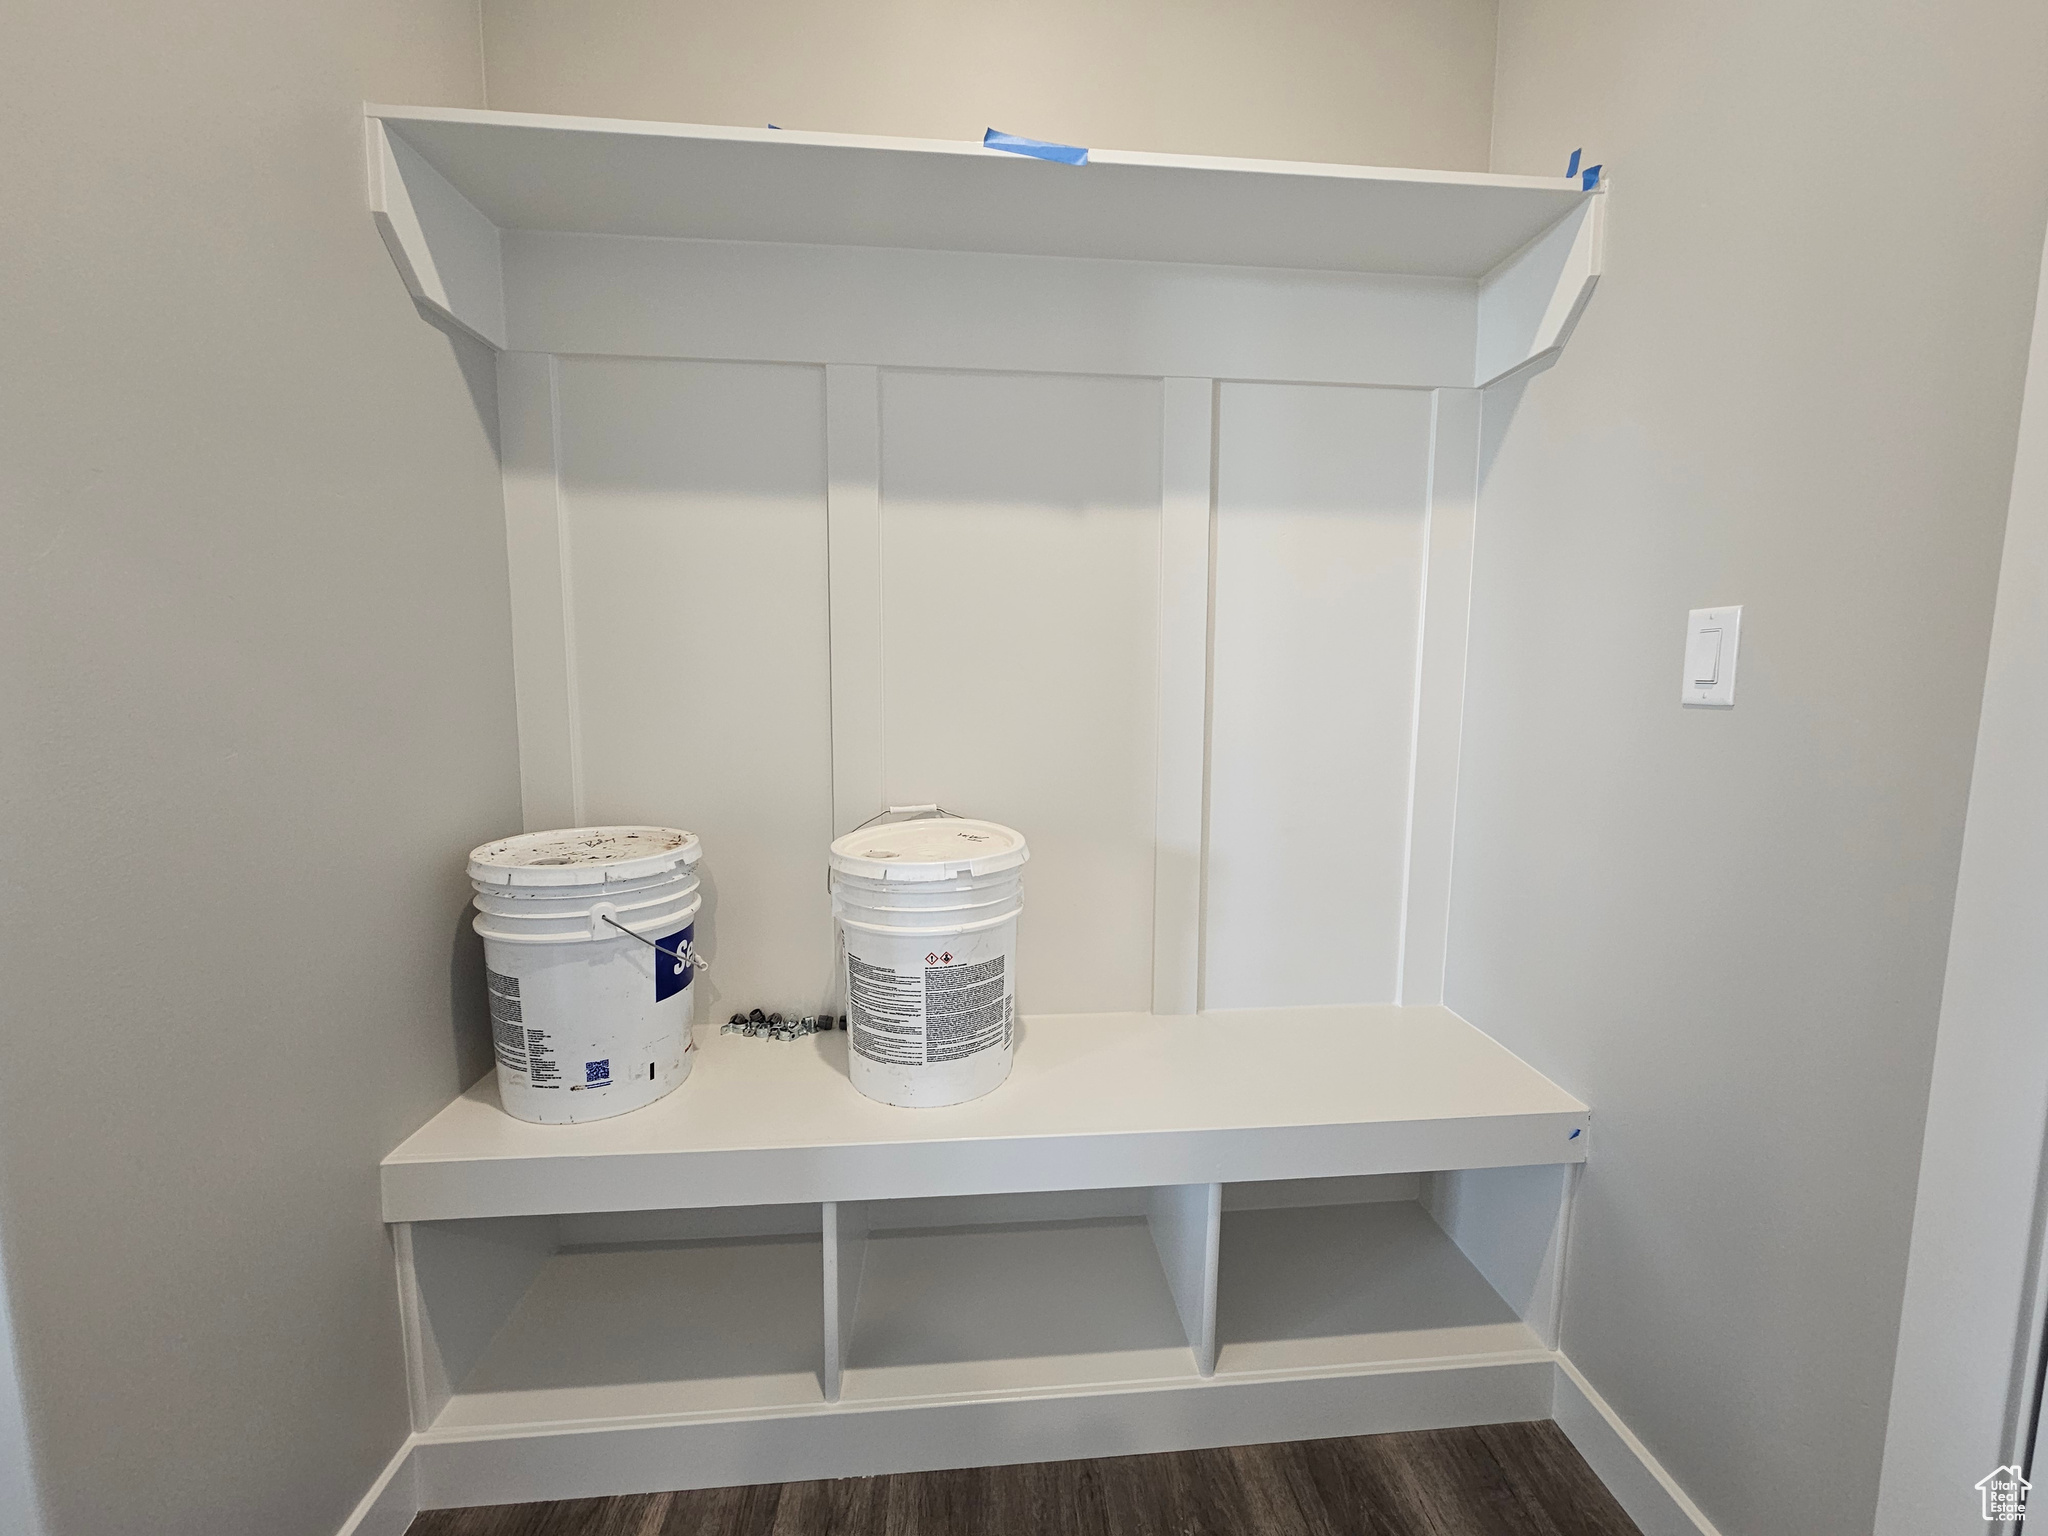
[1566,148,1582,178]
[984,128,1088,165]
[1582,164,1603,191]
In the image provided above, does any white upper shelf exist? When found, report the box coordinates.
[370,105,1590,281]
[367,105,1605,386]
[382,1005,1590,1223]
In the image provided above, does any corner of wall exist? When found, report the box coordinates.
[1485,0,1505,174]
[473,0,489,109]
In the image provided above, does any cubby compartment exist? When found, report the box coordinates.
[828,1188,1214,1404]
[1214,1170,1567,1377]
[401,1206,827,1432]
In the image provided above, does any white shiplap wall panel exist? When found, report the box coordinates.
[555,357,838,1016]
[1204,384,1434,1009]
[877,370,1164,1016]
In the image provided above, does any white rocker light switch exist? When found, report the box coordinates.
[1682,605,1740,707]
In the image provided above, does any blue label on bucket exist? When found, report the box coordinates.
[655,924,694,1002]
[585,1058,611,1084]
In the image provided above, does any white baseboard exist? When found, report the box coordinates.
[337,1356,1713,1533]
[335,1437,420,1536]
[413,1359,1554,1508]
[1553,1355,1720,1536]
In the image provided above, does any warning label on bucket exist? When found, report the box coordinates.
[847,952,1012,1069]
[525,1028,561,1087]
[487,968,527,1073]
[848,954,925,1066]
[926,956,1009,1063]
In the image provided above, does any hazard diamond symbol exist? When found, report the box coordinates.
[941,951,953,963]
[926,952,939,964]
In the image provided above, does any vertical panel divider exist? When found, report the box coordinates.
[497,351,581,829]
[1397,388,1482,1005]
[1424,1164,1576,1351]
[1146,1182,1222,1376]
[826,365,885,835]
[391,1222,437,1432]
[1154,378,1217,1015]
[821,1199,870,1403]
[1543,1163,1581,1351]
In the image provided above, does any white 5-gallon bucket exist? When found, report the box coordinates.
[468,826,704,1125]
[829,813,1028,1108]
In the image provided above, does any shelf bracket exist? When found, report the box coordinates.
[367,116,508,351]
[1473,195,1605,388]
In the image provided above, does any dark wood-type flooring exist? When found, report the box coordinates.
[407,1422,1642,1536]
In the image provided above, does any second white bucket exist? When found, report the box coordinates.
[829,814,1028,1108]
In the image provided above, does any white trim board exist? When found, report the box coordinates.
[1553,1357,1722,1536]
[501,231,1477,387]
[333,1355,1716,1530]
[332,1439,418,1536]
[1152,378,1215,1015]
[411,1358,1557,1509]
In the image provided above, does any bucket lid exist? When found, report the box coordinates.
[828,817,1028,882]
[468,826,701,888]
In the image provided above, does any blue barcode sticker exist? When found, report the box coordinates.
[655,924,695,1002]
[585,1059,610,1085]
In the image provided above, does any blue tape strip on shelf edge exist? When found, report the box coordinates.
[984,128,1089,165]
[1566,148,1582,178]
[1582,164,1603,190]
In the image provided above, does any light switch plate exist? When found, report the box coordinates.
[1682,605,1741,707]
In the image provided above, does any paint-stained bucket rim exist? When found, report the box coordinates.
[469,826,701,888]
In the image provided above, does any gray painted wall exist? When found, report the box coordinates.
[479,0,1499,170]
[8,3,2046,1530]
[1876,219,2048,1531]
[1453,5,2048,1534]
[0,3,520,1533]
[0,6,1501,1528]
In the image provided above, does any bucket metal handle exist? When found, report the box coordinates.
[829,804,969,892]
[595,909,708,972]
[850,803,960,832]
